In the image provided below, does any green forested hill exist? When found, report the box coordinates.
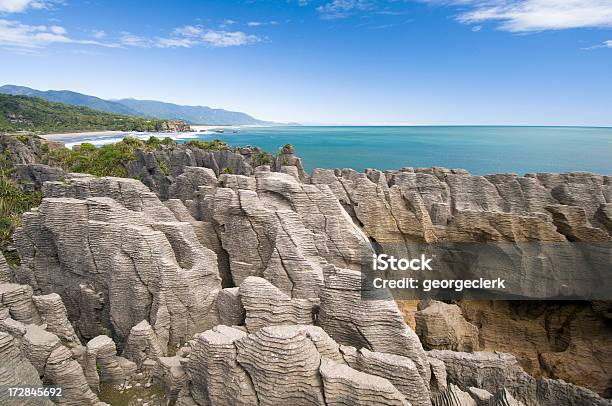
[0,94,175,133]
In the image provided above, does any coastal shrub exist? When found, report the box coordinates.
[49,137,152,178]
[185,139,227,151]
[259,151,273,165]
[158,159,169,176]
[0,153,43,265]
[161,136,176,146]
[281,143,294,154]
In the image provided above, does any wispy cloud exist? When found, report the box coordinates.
[0,0,61,13]
[247,20,279,27]
[0,19,112,49]
[91,30,105,39]
[0,18,262,52]
[120,25,261,49]
[317,0,374,19]
[423,0,612,32]
[582,39,612,50]
[201,30,260,47]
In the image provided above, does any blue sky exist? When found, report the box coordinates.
[1,0,611,125]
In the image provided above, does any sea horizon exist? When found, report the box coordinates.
[50,125,612,177]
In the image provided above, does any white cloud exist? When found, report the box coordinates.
[583,39,612,50]
[317,0,374,19]
[247,20,279,27]
[49,24,64,34]
[425,0,612,32]
[155,36,194,48]
[202,30,260,47]
[119,26,260,49]
[0,0,60,13]
[119,32,151,47]
[91,29,105,39]
[0,19,262,52]
[0,18,110,49]
[174,25,202,37]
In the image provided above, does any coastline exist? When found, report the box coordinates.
[39,125,242,142]
[40,130,127,141]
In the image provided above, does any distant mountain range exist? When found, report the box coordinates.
[0,85,271,126]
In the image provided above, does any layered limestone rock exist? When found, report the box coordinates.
[216,287,245,326]
[126,144,305,200]
[184,325,257,406]
[428,350,611,406]
[319,265,430,383]
[235,325,328,405]
[5,142,612,404]
[84,335,135,392]
[457,300,612,397]
[32,293,80,347]
[319,358,409,405]
[153,356,187,400]
[432,384,477,406]
[239,276,314,332]
[415,301,479,352]
[0,332,53,406]
[43,345,100,405]
[0,283,41,325]
[0,254,12,282]
[341,346,432,406]
[122,320,165,369]
[0,281,102,405]
[14,175,222,348]
[22,324,61,375]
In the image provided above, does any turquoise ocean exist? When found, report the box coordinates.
[214,126,612,175]
[64,126,612,175]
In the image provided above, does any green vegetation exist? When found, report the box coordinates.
[253,150,273,166]
[222,167,233,174]
[0,94,174,134]
[185,139,227,151]
[50,136,164,177]
[0,151,43,265]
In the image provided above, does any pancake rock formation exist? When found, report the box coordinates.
[1,141,611,404]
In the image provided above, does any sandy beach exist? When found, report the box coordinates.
[40,130,127,141]
[40,125,240,142]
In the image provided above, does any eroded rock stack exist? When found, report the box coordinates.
[1,147,610,405]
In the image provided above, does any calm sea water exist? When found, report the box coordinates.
[62,126,612,175]
[211,126,612,175]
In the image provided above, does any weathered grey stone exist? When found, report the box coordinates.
[153,356,187,401]
[0,283,41,324]
[122,320,164,369]
[319,265,430,383]
[0,332,52,406]
[32,293,80,347]
[319,358,410,405]
[415,301,479,352]
[216,287,245,326]
[468,387,493,405]
[235,325,326,405]
[22,324,61,375]
[239,276,314,332]
[184,325,257,406]
[432,384,477,406]
[0,254,11,283]
[43,344,99,405]
[345,347,431,406]
[15,176,222,348]
[84,335,133,391]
